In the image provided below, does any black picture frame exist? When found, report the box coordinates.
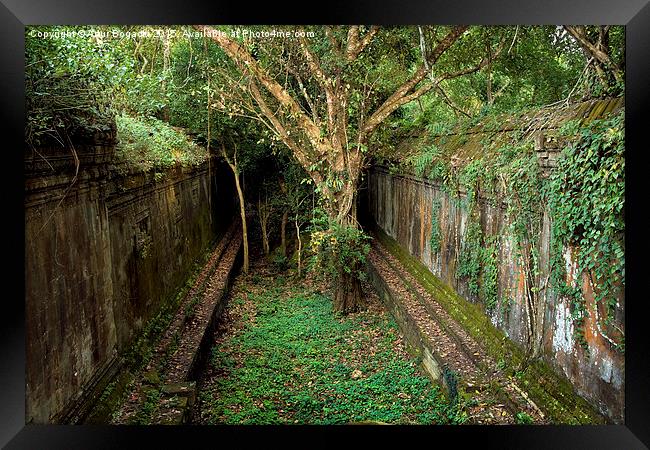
[2,0,648,448]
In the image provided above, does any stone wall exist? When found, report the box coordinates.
[24,131,235,423]
[366,98,624,422]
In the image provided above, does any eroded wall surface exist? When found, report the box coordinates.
[367,100,624,422]
[25,132,231,423]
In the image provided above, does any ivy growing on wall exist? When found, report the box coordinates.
[454,157,485,300]
[404,106,625,354]
[481,237,499,313]
[545,111,625,352]
[457,159,484,209]
[429,198,442,254]
[457,217,484,297]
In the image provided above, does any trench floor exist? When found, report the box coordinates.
[107,227,591,425]
[192,258,466,425]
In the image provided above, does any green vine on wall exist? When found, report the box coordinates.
[455,212,500,314]
[413,143,505,314]
[406,107,625,354]
[548,232,589,350]
[481,237,499,313]
[454,157,503,315]
[545,111,625,353]
[457,217,483,297]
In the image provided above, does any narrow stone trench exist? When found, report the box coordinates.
[22,27,626,433]
[104,221,601,425]
[368,237,544,424]
[110,221,243,425]
[107,227,470,425]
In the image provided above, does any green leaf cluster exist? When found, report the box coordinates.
[546,111,625,350]
[308,211,372,282]
[25,26,120,146]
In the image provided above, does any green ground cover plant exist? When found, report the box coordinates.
[199,274,466,425]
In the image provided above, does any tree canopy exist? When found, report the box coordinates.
[25,24,624,312]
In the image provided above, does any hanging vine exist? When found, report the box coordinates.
[429,198,442,254]
[545,111,625,353]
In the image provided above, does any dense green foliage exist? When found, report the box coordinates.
[308,209,372,281]
[25,26,119,146]
[546,112,625,351]
[409,143,450,185]
[26,25,623,169]
[25,26,225,171]
[394,26,624,136]
[199,275,467,424]
[25,24,624,347]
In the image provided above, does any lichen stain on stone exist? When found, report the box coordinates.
[602,356,623,390]
[552,301,574,355]
[563,247,578,288]
[581,275,623,387]
[489,308,499,328]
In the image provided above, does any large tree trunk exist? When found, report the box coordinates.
[161,30,171,122]
[330,185,364,314]
[334,269,362,314]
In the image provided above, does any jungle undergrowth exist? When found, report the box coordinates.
[197,265,467,425]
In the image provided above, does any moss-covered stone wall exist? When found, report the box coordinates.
[24,132,235,423]
[367,98,624,422]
